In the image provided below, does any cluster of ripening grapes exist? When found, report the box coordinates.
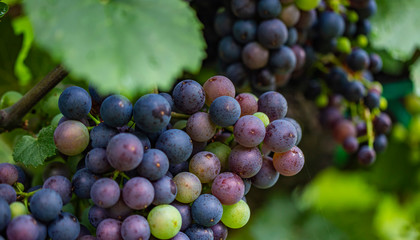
[209,0,388,164]
[0,75,304,240]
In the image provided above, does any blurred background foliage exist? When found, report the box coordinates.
[1,0,420,239]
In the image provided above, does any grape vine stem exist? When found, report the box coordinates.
[0,65,68,133]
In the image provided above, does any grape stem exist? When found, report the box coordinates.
[171,112,190,119]
[0,65,68,133]
[364,109,374,148]
[88,113,101,125]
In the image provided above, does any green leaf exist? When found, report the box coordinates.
[411,59,420,96]
[12,16,34,86]
[0,2,9,18]
[24,0,206,97]
[13,126,56,167]
[371,0,420,60]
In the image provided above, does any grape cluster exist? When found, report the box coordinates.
[0,76,304,240]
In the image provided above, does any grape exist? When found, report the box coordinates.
[191,194,223,227]
[36,220,47,240]
[186,112,217,142]
[58,86,92,120]
[243,178,252,195]
[296,10,316,29]
[170,232,190,240]
[172,80,205,115]
[185,224,214,240]
[365,91,380,110]
[88,205,109,228]
[148,205,182,239]
[90,123,119,148]
[284,117,302,145]
[291,45,306,70]
[269,46,296,74]
[374,113,392,134]
[333,119,357,143]
[156,129,193,164]
[317,11,345,39]
[30,189,62,222]
[241,42,269,70]
[85,148,112,174]
[280,4,300,27]
[152,175,177,205]
[214,9,234,37]
[96,218,122,240]
[121,215,150,240]
[9,202,27,219]
[137,149,169,181]
[211,222,228,240]
[253,112,270,127]
[133,94,172,133]
[0,197,10,231]
[235,93,258,117]
[6,215,39,240]
[122,177,154,210]
[169,161,189,176]
[251,156,279,189]
[88,85,108,104]
[173,172,202,204]
[374,134,388,153]
[286,28,298,46]
[48,212,80,240]
[326,67,349,93]
[258,91,288,121]
[234,115,266,147]
[132,131,152,151]
[343,136,359,153]
[358,145,376,165]
[273,146,305,176]
[264,119,297,152]
[233,20,257,44]
[90,178,120,208]
[40,88,62,117]
[218,36,242,64]
[192,140,208,156]
[225,63,250,87]
[0,183,16,203]
[231,0,256,19]
[71,168,97,199]
[43,175,72,205]
[257,19,288,49]
[250,68,275,93]
[355,0,377,19]
[43,162,71,181]
[229,145,263,178]
[54,120,89,156]
[221,200,250,229]
[209,96,241,127]
[344,81,366,102]
[203,75,235,106]
[106,133,144,171]
[171,201,192,231]
[211,172,245,205]
[347,48,370,71]
[295,0,321,10]
[0,91,22,108]
[99,95,132,128]
[159,92,175,110]
[189,151,221,183]
[369,53,382,73]
[257,0,281,19]
[107,196,133,221]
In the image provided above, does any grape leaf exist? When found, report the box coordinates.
[370,0,420,60]
[411,60,420,96]
[24,0,206,97]
[0,2,8,18]
[13,126,56,167]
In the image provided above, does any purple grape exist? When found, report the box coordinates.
[229,145,263,178]
[374,113,392,134]
[90,123,119,148]
[374,134,387,153]
[170,232,190,240]
[0,183,16,204]
[231,0,256,18]
[186,112,217,142]
[100,95,133,128]
[273,146,305,176]
[96,218,122,240]
[90,178,120,208]
[258,91,288,121]
[257,19,288,49]
[210,222,228,240]
[156,129,193,164]
[122,177,154,210]
[369,53,382,73]
[7,215,39,240]
[58,86,91,120]
[235,93,258,117]
[106,133,144,171]
[152,176,177,205]
[185,224,214,240]
[211,172,245,205]
[209,96,241,127]
[234,115,266,147]
[343,137,359,153]
[189,151,221,183]
[137,149,170,181]
[0,163,18,185]
[358,146,376,165]
[30,189,63,222]
[35,220,47,240]
[48,212,80,240]
[133,94,172,133]
[269,46,297,74]
[121,215,150,240]
[203,76,236,107]
[191,194,223,227]
[172,80,205,115]
[43,175,72,205]
[171,202,192,231]
[54,120,89,156]
[264,119,297,153]
[0,197,11,232]
[251,156,279,189]
[241,42,269,70]
[296,9,316,29]
[107,196,133,221]
[284,117,302,145]
[88,205,109,228]
[192,140,208,156]
[85,148,112,174]
[333,119,356,143]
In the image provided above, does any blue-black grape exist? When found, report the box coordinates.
[121,215,150,240]
[214,9,234,37]
[137,149,170,181]
[172,80,205,115]
[96,218,122,240]
[48,212,80,240]
[191,194,223,227]
[211,222,228,240]
[58,86,92,120]
[186,112,217,143]
[347,48,370,71]
[264,119,297,152]
[169,161,189,176]
[317,11,345,39]
[234,115,266,147]
[258,91,288,121]
[258,0,281,19]
[132,131,152,151]
[358,145,376,165]
[251,156,279,189]
[369,53,382,73]
[100,95,133,127]
[156,129,193,164]
[133,94,172,133]
[6,215,39,240]
[71,168,97,199]
[159,92,175,110]
[344,81,366,102]
[30,189,63,222]
[122,177,154,210]
[185,224,214,240]
[171,201,192,231]
[241,42,269,69]
[225,63,251,87]
[211,172,245,205]
[269,46,296,74]
[152,175,177,205]
[229,145,263,178]
[90,123,118,148]
[36,220,47,240]
[218,36,242,64]
[43,175,72,205]
[231,0,256,19]
[88,85,107,104]
[374,134,387,153]
[326,67,349,93]
[0,163,18,185]
[85,148,112,174]
[243,178,252,195]
[106,133,144,171]
[88,205,109,228]
[286,28,298,46]
[257,19,288,49]
[0,183,16,204]
[233,20,257,44]
[251,68,276,93]
[107,196,133,221]
[355,0,377,19]
[209,96,241,127]
[90,178,120,208]
[0,197,10,231]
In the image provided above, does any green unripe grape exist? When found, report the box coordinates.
[10,201,28,219]
[405,94,420,114]
[221,200,250,229]
[205,142,231,171]
[41,88,62,117]
[173,172,202,203]
[392,123,407,142]
[253,112,270,127]
[0,91,22,109]
[347,10,359,23]
[356,35,368,48]
[148,205,182,239]
[315,94,328,108]
[336,37,351,54]
[379,97,388,110]
[295,0,321,11]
